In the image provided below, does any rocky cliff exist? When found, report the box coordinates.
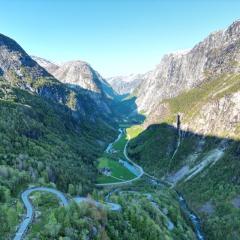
[136,20,240,115]
[0,33,115,123]
[33,56,118,100]
[0,34,51,89]
[31,56,59,73]
[182,90,240,139]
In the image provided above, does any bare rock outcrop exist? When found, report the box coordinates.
[136,20,240,114]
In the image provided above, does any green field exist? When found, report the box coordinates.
[97,175,122,184]
[97,157,136,184]
[96,126,144,184]
[127,125,144,139]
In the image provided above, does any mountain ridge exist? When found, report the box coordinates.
[133,20,240,115]
[127,20,240,240]
[32,56,118,99]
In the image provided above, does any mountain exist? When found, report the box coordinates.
[31,55,59,73]
[33,56,146,122]
[0,34,118,123]
[127,20,240,239]
[107,73,145,94]
[135,20,240,115]
[0,33,120,238]
[32,56,118,100]
[0,34,51,88]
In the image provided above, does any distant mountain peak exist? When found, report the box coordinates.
[107,74,145,94]
[33,56,118,99]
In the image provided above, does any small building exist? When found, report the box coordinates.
[99,167,112,176]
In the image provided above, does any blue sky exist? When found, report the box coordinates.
[0,0,240,77]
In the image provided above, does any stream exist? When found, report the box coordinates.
[117,127,206,240]
[178,193,205,240]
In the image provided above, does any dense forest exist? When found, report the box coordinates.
[25,182,195,240]
[0,77,116,239]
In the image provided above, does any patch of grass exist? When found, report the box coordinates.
[97,175,122,184]
[163,74,240,123]
[127,125,144,140]
[97,157,136,181]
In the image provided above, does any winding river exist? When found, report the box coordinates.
[178,194,205,240]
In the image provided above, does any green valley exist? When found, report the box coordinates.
[127,74,240,239]
[1,4,240,240]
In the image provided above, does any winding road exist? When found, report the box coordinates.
[14,187,121,240]
[14,187,68,240]
[14,127,205,240]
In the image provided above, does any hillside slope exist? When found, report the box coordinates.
[135,20,240,115]
[128,21,240,240]
[0,34,118,238]
[0,34,118,123]
[32,56,118,100]
[128,74,240,239]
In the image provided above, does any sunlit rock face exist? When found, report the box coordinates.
[31,56,59,74]
[33,56,117,98]
[0,34,116,122]
[136,20,240,115]
[0,34,50,88]
[182,91,240,138]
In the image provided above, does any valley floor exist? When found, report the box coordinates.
[12,125,200,240]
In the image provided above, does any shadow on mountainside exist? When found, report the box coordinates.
[109,95,146,125]
[39,79,145,127]
[127,122,240,240]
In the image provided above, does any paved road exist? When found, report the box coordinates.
[14,187,121,240]
[73,196,121,211]
[14,187,69,240]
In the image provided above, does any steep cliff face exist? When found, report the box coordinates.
[182,91,240,139]
[33,57,118,99]
[127,20,240,240]
[144,73,240,139]
[54,61,101,91]
[107,74,145,94]
[136,20,240,114]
